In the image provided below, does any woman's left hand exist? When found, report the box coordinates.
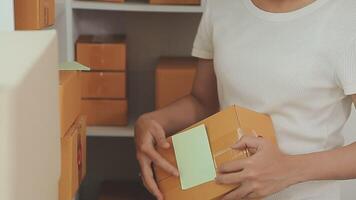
[216,134,301,200]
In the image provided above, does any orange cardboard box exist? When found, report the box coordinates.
[82,99,128,126]
[14,0,55,30]
[59,71,82,138]
[154,105,277,200]
[81,71,126,99]
[76,35,126,71]
[77,116,87,182]
[155,57,197,109]
[59,115,87,200]
[149,0,200,5]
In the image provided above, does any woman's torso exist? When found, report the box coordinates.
[203,0,356,199]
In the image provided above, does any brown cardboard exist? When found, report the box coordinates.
[14,0,55,30]
[149,0,200,5]
[155,57,197,109]
[77,116,87,182]
[81,71,126,99]
[76,35,126,71]
[59,122,79,200]
[59,116,87,200]
[82,99,128,126]
[154,105,277,200]
[59,71,82,138]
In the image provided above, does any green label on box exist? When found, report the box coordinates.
[58,61,90,71]
[172,124,216,190]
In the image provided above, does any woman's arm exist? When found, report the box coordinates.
[143,59,219,135]
[216,94,356,200]
[135,59,219,200]
[296,94,356,181]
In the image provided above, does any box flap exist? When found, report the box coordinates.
[235,105,277,144]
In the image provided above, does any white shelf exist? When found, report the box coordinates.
[72,0,204,13]
[87,124,135,137]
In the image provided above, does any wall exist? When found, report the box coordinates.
[55,0,69,63]
[0,0,14,31]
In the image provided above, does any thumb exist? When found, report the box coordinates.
[232,135,263,154]
[152,124,170,149]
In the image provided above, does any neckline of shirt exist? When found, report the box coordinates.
[242,0,331,22]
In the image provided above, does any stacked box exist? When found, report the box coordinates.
[58,72,87,200]
[76,35,128,126]
[59,71,82,137]
[155,57,198,109]
[14,0,55,30]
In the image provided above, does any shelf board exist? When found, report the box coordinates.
[87,124,135,137]
[72,0,204,13]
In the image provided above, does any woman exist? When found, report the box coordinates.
[135,0,356,199]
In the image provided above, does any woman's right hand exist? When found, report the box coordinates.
[135,114,179,200]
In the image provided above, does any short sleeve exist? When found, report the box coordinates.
[192,2,214,59]
[336,39,356,95]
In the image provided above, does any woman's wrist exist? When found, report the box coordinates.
[284,154,313,186]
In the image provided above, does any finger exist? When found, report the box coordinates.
[215,172,245,185]
[232,135,263,151]
[222,183,254,200]
[144,146,179,176]
[151,125,170,149]
[140,175,151,194]
[243,192,262,200]
[219,159,246,173]
[139,158,164,200]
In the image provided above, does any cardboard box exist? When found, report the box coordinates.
[82,99,128,126]
[59,125,79,200]
[149,0,200,5]
[14,0,55,30]
[81,71,126,99]
[59,116,87,200]
[155,57,197,109]
[77,116,87,182]
[154,105,277,200]
[98,181,155,200]
[59,71,82,138]
[76,35,126,71]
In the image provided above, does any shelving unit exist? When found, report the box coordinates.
[59,0,204,139]
[72,0,204,13]
[87,123,135,137]
[62,0,205,64]
[56,1,203,199]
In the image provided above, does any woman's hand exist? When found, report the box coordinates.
[216,134,300,200]
[135,114,179,200]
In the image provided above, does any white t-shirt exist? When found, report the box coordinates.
[192,0,356,199]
